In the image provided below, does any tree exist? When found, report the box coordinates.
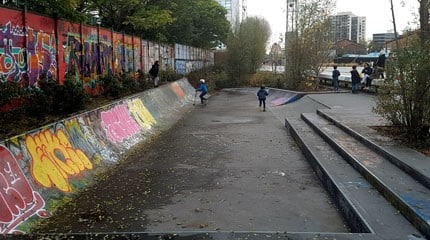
[13,0,87,22]
[88,0,229,47]
[161,0,231,48]
[374,0,430,139]
[285,0,334,90]
[418,0,430,43]
[90,0,174,36]
[225,17,271,85]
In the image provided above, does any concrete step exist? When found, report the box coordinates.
[285,115,423,239]
[300,112,430,239]
[316,108,430,191]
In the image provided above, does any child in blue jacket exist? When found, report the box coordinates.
[196,79,208,104]
[257,85,269,111]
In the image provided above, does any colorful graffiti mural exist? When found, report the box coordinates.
[0,78,195,233]
[0,7,213,89]
[0,22,26,83]
[25,129,93,192]
[100,103,141,144]
[0,145,48,234]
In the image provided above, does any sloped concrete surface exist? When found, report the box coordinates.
[31,88,348,236]
[0,79,196,234]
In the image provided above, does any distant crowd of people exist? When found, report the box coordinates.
[332,51,393,93]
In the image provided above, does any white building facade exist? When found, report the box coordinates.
[331,12,366,43]
[215,0,244,27]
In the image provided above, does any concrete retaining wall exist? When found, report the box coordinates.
[0,79,195,234]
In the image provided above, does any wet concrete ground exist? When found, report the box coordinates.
[33,89,348,234]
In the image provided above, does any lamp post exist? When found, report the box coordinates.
[285,0,298,76]
[285,0,289,76]
[96,18,101,76]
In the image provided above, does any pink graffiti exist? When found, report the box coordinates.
[101,104,140,143]
[0,145,48,234]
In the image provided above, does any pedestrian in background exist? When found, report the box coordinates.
[257,85,269,111]
[332,65,340,92]
[350,65,360,94]
[149,61,160,87]
[375,51,386,79]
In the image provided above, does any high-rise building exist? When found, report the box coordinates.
[215,0,243,27]
[330,12,366,43]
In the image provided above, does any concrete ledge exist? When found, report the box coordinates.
[318,73,383,93]
[0,79,196,233]
[10,231,381,240]
[316,109,430,190]
[285,117,372,234]
[301,112,430,239]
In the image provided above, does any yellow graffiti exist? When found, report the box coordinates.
[25,129,93,192]
[128,99,156,130]
[64,119,82,135]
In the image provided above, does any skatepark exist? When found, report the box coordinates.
[1,79,429,239]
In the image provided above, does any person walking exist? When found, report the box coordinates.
[332,65,340,92]
[257,85,269,111]
[149,61,160,87]
[196,79,208,104]
[350,65,360,94]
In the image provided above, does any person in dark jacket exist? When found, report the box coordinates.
[149,61,160,87]
[257,85,269,111]
[350,65,360,94]
[375,52,386,79]
[332,65,340,92]
[196,79,208,104]
[361,62,373,90]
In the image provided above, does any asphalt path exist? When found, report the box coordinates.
[33,89,348,234]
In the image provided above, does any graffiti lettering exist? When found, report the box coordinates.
[128,99,156,130]
[0,145,47,234]
[25,130,93,192]
[172,82,185,99]
[100,104,140,143]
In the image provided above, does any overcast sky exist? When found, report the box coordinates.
[246,0,419,44]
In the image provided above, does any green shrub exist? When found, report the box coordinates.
[135,70,148,91]
[250,71,285,89]
[0,80,21,107]
[23,86,51,119]
[121,73,137,95]
[160,69,183,83]
[374,42,430,140]
[100,74,122,98]
[24,73,89,117]
[54,73,89,114]
[186,65,230,90]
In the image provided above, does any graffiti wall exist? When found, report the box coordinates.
[0,78,195,233]
[0,7,213,89]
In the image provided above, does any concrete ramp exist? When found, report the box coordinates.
[267,88,305,106]
[0,79,195,234]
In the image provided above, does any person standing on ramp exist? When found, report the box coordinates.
[257,85,269,111]
[149,61,160,87]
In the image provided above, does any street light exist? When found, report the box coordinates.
[285,0,298,72]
